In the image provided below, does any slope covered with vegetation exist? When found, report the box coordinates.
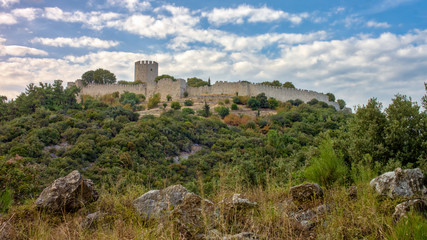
[0,81,426,239]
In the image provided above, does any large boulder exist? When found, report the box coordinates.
[35,170,98,213]
[290,183,324,202]
[392,199,427,223]
[370,168,426,199]
[170,193,215,238]
[133,184,190,219]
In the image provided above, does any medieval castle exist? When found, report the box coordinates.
[70,60,341,110]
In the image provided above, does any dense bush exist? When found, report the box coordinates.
[184,99,193,106]
[147,93,161,109]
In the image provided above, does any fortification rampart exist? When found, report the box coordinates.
[151,78,186,101]
[187,81,340,109]
[135,60,158,84]
[79,83,146,97]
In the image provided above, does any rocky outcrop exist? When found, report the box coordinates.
[170,193,215,238]
[35,170,98,213]
[392,199,427,223]
[133,184,190,219]
[370,168,426,199]
[220,194,257,211]
[290,183,324,202]
[289,204,332,230]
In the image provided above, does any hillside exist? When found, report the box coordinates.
[0,82,426,239]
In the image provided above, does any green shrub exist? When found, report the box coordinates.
[184,99,193,106]
[0,188,13,213]
[182,108,195,115]
[268,98,279,109]
[214,106,230,119]
[224,98,230,104]
[147,93,161,109]
[304,138,348,187]
[171,102,181,110]
[233,96,241,104]
[247,97,260,110]
[167,95,172,101]
[231,103,238,110]
[183,91,188,98]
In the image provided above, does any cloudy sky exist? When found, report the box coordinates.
[0,0,426,108]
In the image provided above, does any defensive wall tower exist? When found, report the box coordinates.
[135,60,158,84]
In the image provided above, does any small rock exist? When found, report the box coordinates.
[35,170,98,213]
[347,186,357,199]
[392,199,427,223]
[290,183,324,202]
[170,193,215,238]
[81,211,105,229]
[133,184,190,219]
[370,168,426,199]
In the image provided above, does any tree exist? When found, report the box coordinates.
[155,74,175,83]
[256,93,269,108]
[171,102,181,110]
[167,95,172,101]
[337,99,346,109]
[187,77,209,87]
[326,93,335,102]
[268,98,279,109]
[283,81,295,88]
[247,97,260,110]
[82,69,116,85]
[261,80,282,87]
[214,106,230,119]
[384,94,424,165]
[147,93,161,109]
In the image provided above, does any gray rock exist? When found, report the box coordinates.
[35,170,98,213]
[290,183,324,202]
[392,199,427,223]
[133,184,190,219]
[370,168,426,199]
[81,211,105,229]
[170,193,215,238]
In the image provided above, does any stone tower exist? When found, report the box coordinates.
[134,60,158,84]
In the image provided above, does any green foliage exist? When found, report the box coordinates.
[247,97,261,110]
[184,99,193,106]
[283,81,295,88]
[0,188,13,213]
[232,96,241,104]
[117,80,144,85]
[166,94,172,101]
[183,91,189,98]
[231,103,238,110]
[387,212,427,240]
[337,99,346,109]
[326,93,336,102]
[261,80,282,87]
[197,102,211,117]
[82,68,117,85]
[171,101,181,110]
[256,93,269,108]
[182,108,195,115]
[187,77,209,87]
[214,106,230,119]
[155,74,175,83]
[224,98,230,104]
[304,138,348,187]
[147,93,161,109]
[268,98,279,109]
[119,91,143,107]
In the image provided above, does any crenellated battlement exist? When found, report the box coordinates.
[69,60,342,110]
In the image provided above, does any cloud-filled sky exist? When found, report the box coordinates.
[0,0,426,109]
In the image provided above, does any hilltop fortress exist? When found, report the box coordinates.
[72,60,341,110]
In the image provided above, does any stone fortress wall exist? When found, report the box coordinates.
[71,60,341,110]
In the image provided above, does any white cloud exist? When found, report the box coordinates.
[0,0,19,7]
[0,37,48,56]
[202,5,308,25]
[0,12,17,24]
[11,8,42,21]
[107,0,151,12]
[31,36,119,49]
[43,7,122,30]
[366,20,391,28]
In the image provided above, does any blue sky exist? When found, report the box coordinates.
[0,0,426,109]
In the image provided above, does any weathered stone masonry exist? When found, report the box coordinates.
[71,60,340,110]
